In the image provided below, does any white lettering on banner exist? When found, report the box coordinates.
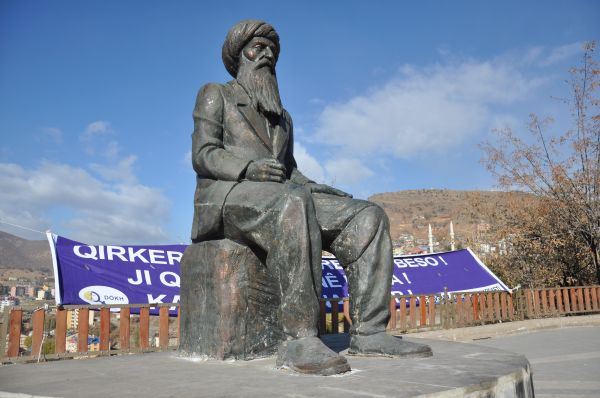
[324,273,342,288]
[107,246,127,261]
[159,271,180,287]
[391,289,413,303]
[128,248,149,263]
[74,245,97,260]
[170,295,180,311]
[392,272,413,286]
[73,245,184,265]
[167,251,182,264]
[394,256,445,269]
[149,249,167,264]
[321,259,343,270]
[127,269,152,285]
[147,294,180,310]
[147,294,166,303]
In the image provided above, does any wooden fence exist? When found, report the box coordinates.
[2,286,599,361]
[0,303,180,363]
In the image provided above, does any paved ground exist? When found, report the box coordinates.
[410,316,600,398]
[471,326,600,398]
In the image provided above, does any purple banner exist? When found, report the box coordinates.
[48,234,508,314]
[48,234,185,315]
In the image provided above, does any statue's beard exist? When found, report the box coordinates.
[237,59,283,118]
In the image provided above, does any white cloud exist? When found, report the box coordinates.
[89,154,138,184]
[293,142,325,183]
[0,161,170,244]
[40,127,63,144]
[80,120,114,155]
[541,42,582,66]
[324,158,374,186]
[313,59,544,164]
[81,120,112,140]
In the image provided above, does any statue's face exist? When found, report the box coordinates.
[242,37,277,70]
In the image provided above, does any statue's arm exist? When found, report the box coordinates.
[192,83,251,181]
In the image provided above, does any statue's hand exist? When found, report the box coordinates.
[306,183,353,198]
[245,159,286,183]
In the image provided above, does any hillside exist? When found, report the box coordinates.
[0,230,52,275]
[0,189,509,277]
[368,189,506,245]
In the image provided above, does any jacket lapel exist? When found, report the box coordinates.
[231,81,272,151]
[271,123,288,159]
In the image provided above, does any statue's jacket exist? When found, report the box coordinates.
[191,80,312,242]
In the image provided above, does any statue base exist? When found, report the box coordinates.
[1,336,534,398]
[179,239,284,360]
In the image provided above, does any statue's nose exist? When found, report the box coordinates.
[264,46,274,60]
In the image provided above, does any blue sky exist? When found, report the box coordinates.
[1,1,598,244]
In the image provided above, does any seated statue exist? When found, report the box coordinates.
[183,19,431,375]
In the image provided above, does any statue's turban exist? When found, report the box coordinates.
[222,20,280,78]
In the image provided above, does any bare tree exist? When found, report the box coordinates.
[481,41,600,285]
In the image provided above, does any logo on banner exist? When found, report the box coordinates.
[79,285,129,305]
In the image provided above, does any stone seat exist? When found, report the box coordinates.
[179,239,284,360]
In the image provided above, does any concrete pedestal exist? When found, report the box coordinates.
[0,336,534,398]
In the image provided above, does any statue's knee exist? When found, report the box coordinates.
[286,186,311,206]
[331,205,385,263]
[358,204,388,229]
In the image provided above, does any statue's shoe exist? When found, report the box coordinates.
[276,337,351,376]
[348,332,433,358]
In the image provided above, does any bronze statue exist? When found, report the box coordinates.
[180,20,431,376]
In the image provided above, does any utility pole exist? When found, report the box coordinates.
[450,221,455,251]
[428,224,434,254]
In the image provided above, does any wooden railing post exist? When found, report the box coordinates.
[139,307,149,350]
[159,306,169,350]
[507,292,514,320]
[493,292,501,321]
[119,308,130,351]
[100,308,110,352]
[563,288,571,313]
[428,294,436,327]
[570,288,578,312]
[409,296,417,329]
[584,288,592,311]
[331,300,339,334]
[388,297,397,330]
[343,298,351,333]
[7,309,22,357]
[399,297,407,330]
[548,289,556,315]
[472,294,480,321]
[318,300,326,335]
[31,308,45,358]
[419,295,427,327]
[77,308,90,352]
[455,295,464,327]
[55,308,67,354]
[540,289,548,315]
[556,289,564,314]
